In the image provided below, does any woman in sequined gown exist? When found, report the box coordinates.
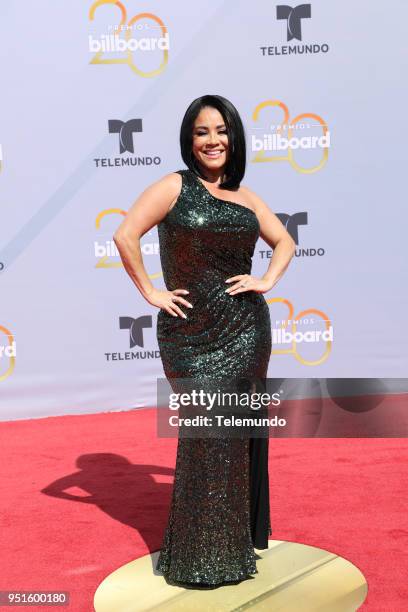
[113,95,295,589]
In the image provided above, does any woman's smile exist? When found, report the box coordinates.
[202,149,225,159]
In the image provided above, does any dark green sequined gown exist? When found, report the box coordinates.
[155,168,272,587]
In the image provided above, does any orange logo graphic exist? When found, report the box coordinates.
[251,100,329,173]
[266,297,332,365]
[0,325,16,382]
[89,1,169,77]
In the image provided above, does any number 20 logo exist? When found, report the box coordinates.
[0,325,15,382]
[267,297,332,366]
[251,100,329,174]
[89,0,169,77]
[95,209,162,279]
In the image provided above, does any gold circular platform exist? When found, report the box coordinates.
[94,540,368,611]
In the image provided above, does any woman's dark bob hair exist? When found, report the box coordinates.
[179,94,246,190]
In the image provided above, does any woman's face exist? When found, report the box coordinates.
[191,106,229,172]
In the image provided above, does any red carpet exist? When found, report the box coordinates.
[0,410,406,611]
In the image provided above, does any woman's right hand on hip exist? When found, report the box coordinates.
[147,288,193,318]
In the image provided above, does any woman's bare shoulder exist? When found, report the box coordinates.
[239,184,270,212]
[155,171,183,189]
[143,171,182,202]
[148,171,184,212]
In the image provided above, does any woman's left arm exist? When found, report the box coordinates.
[225,186,296,295]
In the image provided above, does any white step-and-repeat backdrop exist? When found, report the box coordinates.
[1,1,407,420]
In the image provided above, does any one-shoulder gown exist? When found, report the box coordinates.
[155,168,272,587]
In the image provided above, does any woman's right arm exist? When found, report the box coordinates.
[113,172,193,318]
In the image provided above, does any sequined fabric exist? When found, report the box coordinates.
[155,168,272,587]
